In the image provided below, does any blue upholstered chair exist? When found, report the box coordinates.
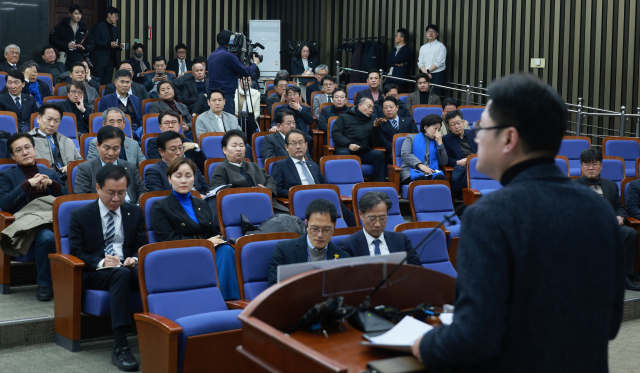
[351,182,404,231]
[89,112,133,138]
[204,158,226,185]
[558,136,591,177]
[139,190,202,244]
[394,222,457,278]
[398,94,409,105]
[346,83,369,104]
[0,111,18,134]
[411,105,442,125]
[462,154,502,205]
[289,184,348,229]
[37,73,54,93]
[80,134,96,159]
[135,240,245,373]
[143,113,183,135]
[458,105,485,124]
[217,187,274,240]
[66,160,85,194]
[603,137,640,177]
[43,96,67,104]
[264,156,287,176]
[234,232,300,301]
[140,133,159,157]
[142,98,160,116]
[320,155,364,198]
[602,156,625,195]
[198,132,225,159]
[554,155,569,177]
[48,194,143,352]
[252,132,269,168]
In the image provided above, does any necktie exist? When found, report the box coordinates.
[46,135,56,157]
[299,160,316,185]
[104,211,118,257]
[180,60,186,75]
[14,97,21,111]
[373,239,381,255]
[11,64,16,69]
[328,95,332,103]
[391,119,398,132]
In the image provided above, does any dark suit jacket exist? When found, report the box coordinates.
[148,100,192,125]
[56,99,93,135]
[143,72,176,91]
[378,117,418,153]
[0,80,52,101]
[442,129,477,167]
[270,105,313,135]
[68,200,147,273]
[167,58,193,76]
[338,230,421,266]
[144,160,209,195]
[573,177,626,218]
[372,101,411,120]
[175,75,209,114]
[90,20,120,66]
[317,104,347,132]
[0,93,38,130]
[385,45,413,80]
[268,235,350,286]
[354,88,381,104]
[151,192,218,242]
[98,93,143,128]
[290,57,318,76]
[210,159,287,213]
[145,137,205,174]
[306,81,321,105]
[0,61,19,73]
[419,162,624,372]
[131,59,151,84]
[271,157,326,198]
[104,82,150,100]
[74,157,148,204]
[260,132,288,160]
[0,165,68,214]
[625,178,640,219]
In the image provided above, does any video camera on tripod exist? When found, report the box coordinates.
[228,32,265,67]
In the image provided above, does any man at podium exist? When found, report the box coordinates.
[268,199,350,286]
[412,73,624,372]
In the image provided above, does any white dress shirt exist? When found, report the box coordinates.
[100,159,131,203]
[417,39,447,73]
[9,92,21,106]
[363,229,391,256]
[290,156,314,185]
[212,112,225,132]
[97,198,124,267]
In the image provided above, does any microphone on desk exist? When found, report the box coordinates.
[349,204,466,332]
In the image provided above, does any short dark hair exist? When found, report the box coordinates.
[332,88,346,97]
[441,97,459,110]
[367,70,381,79]
[132,42,144,52]
[174,43,187,52]
[114,69,131,81]
[158,110,181,125]
[321,76,335,85]
[305,199,337,223]
[383,84,398,95]
[41,45,56,56]
[426,24,439,34]
[276,109,295,124]
[38,102,63,118]
[70,62,86,73]
[217,30,233,46]
[209,88,224,100]
[221,129,246,148]
[416,73,431,83]
[154,56,167,65]
[419,114,443,133]
[274,76,289,88]
[167,157,196,177]
[284,128,306,145]
[118,60,133,70]
[397,28,410,42]
[486,73,567,155]
[193,55,207,64]
[68,80,86,94]
[580,148,602,164]
[69,4,82,13]
[358,191,392,213]
[286,85,302,96]
[6,69,24,82]
[382,96,398,107]
[156,130,182,151]
[97,125,125,147]
[444,110,463,124]
[96,164,130,189]
[157,79,173,92]
[7,133,35,155]
[106,6,119,15]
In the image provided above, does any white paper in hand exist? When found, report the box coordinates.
[362,316,433,352]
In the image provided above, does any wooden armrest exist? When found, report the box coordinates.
[134,312,182,334]
[443,166,453,183]
[462,188,482,206]
[388,165,402,193]
[276,197,289,206]
[340,196,352,202]
[225,300,250,310]
[135,312,181,373]
[309,129,323,135]
[48,253,86,268]
[323,145,335,157]
[0,211,15,228]
[628,217,640,226]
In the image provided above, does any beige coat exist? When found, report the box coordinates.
[0,196,55,256]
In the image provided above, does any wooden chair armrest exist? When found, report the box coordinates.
[225,300,251,310]
[135,312,181,373]
[309,129,323,135]
[323,145,334,157]
[135,312,182,334]
[48,253,86,268]
[443,166,454,183]
[388,165,402,193]
[275,197,289,206]
[373,147,386,154]
[0,211,15,229]
[462,188,482,205]
[627,217,640,226]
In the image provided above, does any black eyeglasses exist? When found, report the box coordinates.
[473,125,511,136]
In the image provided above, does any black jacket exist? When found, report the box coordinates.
[175,74,208,110]
[573,176,626,218]
[0,93,38,131]
[90,20,119,66]
[104,82,150,101]
[144,160,209,195]
[0,61,19,73]
[378,117,418,154]
[271,157,326,198]
[265,93,282,116]
[385,45,413,80]
[290,57,318,75]
[442,130,477,167]
[360,41,384,72]
[306,81,321,105]
[372,100,411,119]
[317,104,348,132]
[39,62,67,84]
[331,107,382,154]
[55,99,93,135]
[167,58,193,76]
[151,192,218,242]
[146,137,205,174]
[130,58,151,84]
[49,18,95,69]
[0,80,52,102]
[338,229,421,266]
[0,165,68,214]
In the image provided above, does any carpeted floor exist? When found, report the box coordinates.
[0,285,53,322]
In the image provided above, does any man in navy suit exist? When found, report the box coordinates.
[0,133,68,300]
[372,84,411,119]
[271,129,355,227]
[269,86,314,154]
[442,109,477,196]
[0,70,39,133]
[261,109,309,160]
[143,56,175,98]
[385,28,413,93]
[99,70,143,136]
[268,199,350,286]
[376,96,418,164]
[338,191,420,266]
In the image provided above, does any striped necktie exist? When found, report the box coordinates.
[391,119,398,132]
[104,211,118,257]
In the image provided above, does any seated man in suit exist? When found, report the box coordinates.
[39,45,67,84]
[144,130,209,195]
[312,76,336,118]
[143,56,175,98]
[68,164,147,371]
[332,97,386,182]
[210,129,288,214]
[406,73,441,113]
[0,44,20,72]
[79,59,101,93]
[271,128,356,227]
[265,75,289,116]
[354,70,383,103]
[27,103,82,178]
[317,88,348,135]
[442,109,477,196]
[268,199,350,286]
[306,65,329,104]
[339,191,420,265]
[440,97,470,136]
[573,149,639,291]
[0,133,68,301]
[376,96,418,164]
[99,70,144,137]
[56,81,93,136]
[87,108,146,166]
[269,86,314,154]
[167,43,192,77]
[58,63,99,105]
[146,110,205,173]
[148,80,193,141]
[176,60,208,116]
[75,126,148,204]
[261,109,302,159]
[103,61,150,100]
[0,70,39,132]
[372,84,411,119]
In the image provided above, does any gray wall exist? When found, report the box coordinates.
[0,0,50,63]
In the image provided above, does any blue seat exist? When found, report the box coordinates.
[254,133,267,168]
[235,233,300,300]
[346,84,369,104]
[289,185,348,229]
[321,156,364,197]
[44,98,66,104]
[390,134,409,198]
[90,115,133,138]
[82,135,96,159]
[37,74,53,93]
[603,137,640,177]
[409,181,461,238]
[200,134,225,159]
[141,192,169,244]
[330,228,362,247]
[558,137,591,177]
[137,242,242,373]
[412,106,442,125]
[467,155,502,195]
[205,159,225,184]
[395,224,457,278]
[0,112,18,134]
[554,156,569,177]
[352,182,405,231]
[218,188,274,240]
[67,160,85,194]
[34,114,78,140]
[143,114,182,135]
[398,95,409,105]
[0,74,5,92]
[459,107,484,124]
[602,157,625,195]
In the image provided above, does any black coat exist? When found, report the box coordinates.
[55,99,93,135]
[260,133,289,160]
[175,74,208,113]
[166,58,193,76]
[90,20,119,67]
[49,18,95,69]
[442,130,477,167]
[331,107,382,154]
[104,82,150,100]
[372,100,411,120]
[378,117,418,154]
[271,104,314,135]
[317,104,348,132]
[360,41,384,72]
[0,93,38,131]
[268,235,350,286]
[68,200,147,272]
[38,62,67,84]
[0,61,20,73]
[573,176,626,218]
[290,57,318,75]
[130,59,151,84]
[385,45,412,81]
[419,161,625,372]
[338,229,421,266]
[151,192,218,242]
[144,160,209,195]
[271,157,326,198]
[306,81,321,105]
[145,137,205,174]
[0,165,68,214]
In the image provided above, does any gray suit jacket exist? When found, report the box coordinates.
[74,157,148,204]
[195,110,240,135]
[58,83,99,105]
[406,90,441,112]
[400,133,448,182]
[148,100,192,126]
[260,132,310,160]
[86,137,146,166]
[312,93,331,118]
[104,82,150,100]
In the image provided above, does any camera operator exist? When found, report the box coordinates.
[208,30,261,115]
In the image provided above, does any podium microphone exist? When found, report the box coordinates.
[349,204,466,332]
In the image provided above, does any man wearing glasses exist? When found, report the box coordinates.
[268,199,350,286]
[442,109,477,197]
[417,24,446,96]
[306,65,329,105]
[57,81,94,136]
[87,108,146,166]
[338,191,420,265]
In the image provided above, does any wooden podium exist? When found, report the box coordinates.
[237,263,456,372]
